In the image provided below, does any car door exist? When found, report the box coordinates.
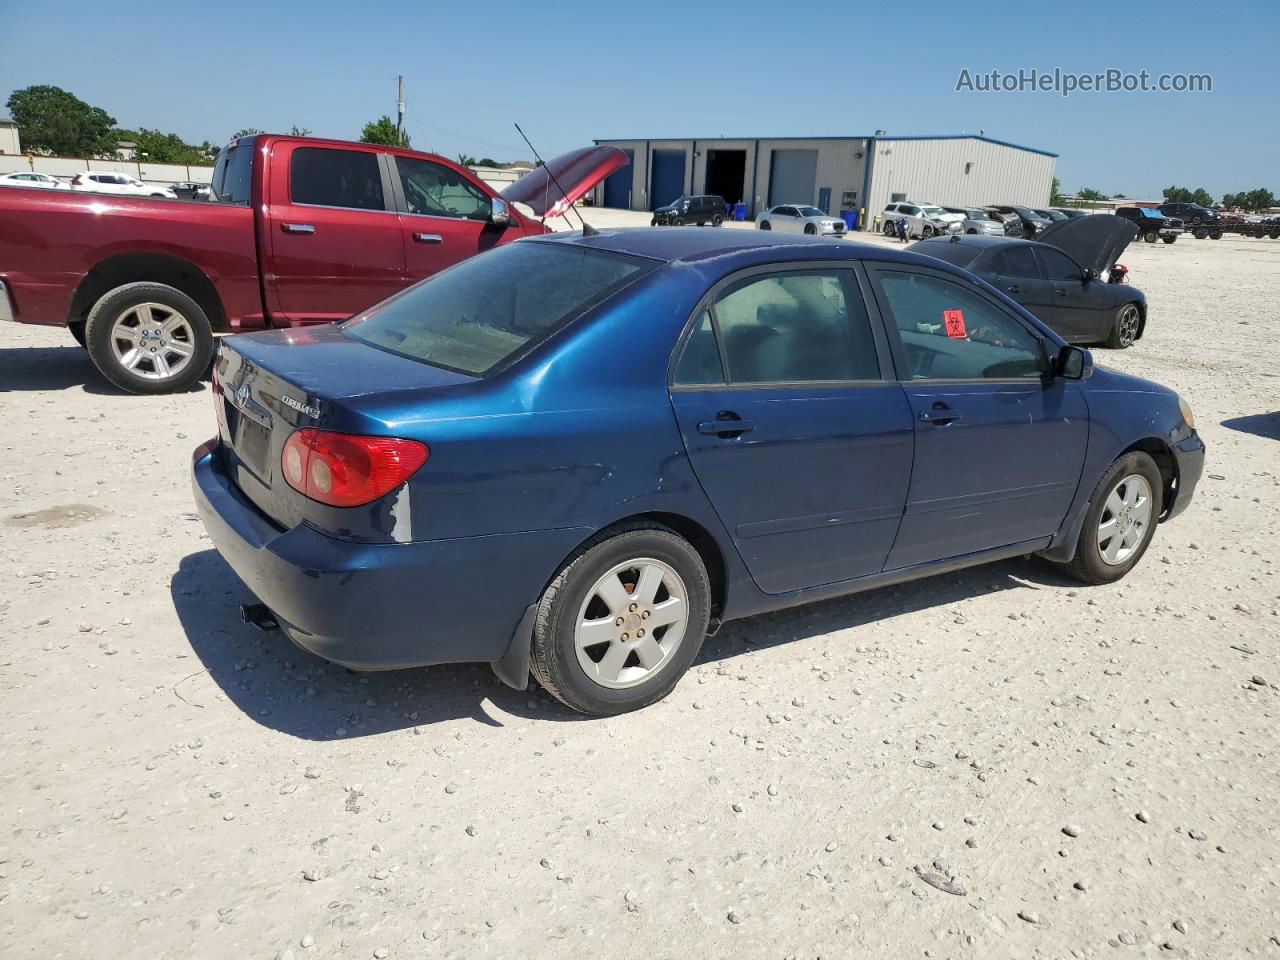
[770,206,796,232]
[900,205,923,236]
[390,153,510,283]
[263,142,407,324]
[668,265,914,594]
[989,245,1058,327]
[867,264,1088,568]
[1034,245,1096,343]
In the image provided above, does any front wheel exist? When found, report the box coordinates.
[1106,302,1142,348]
[1143,230,1158,243]
[883,222,895,236]
[804,223,816,235]
[530,524,711,716]
[712,214,724,226]
[1162,236,1177,244]
[921,224,935,238]
[1210,231,1222,239]
[673,216,686,226]
[84,282,213,394]
[1056,452,1162,585]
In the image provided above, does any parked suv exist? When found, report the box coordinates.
[990,205,1054,239]
[652,195,726,226]
[1115,207,1183,244]
[941,206,1004,236]
[881,202,957,238]
[69,172,176,199]
[1158,202,1218,226]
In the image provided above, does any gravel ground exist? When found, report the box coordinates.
[1,225,1278,959]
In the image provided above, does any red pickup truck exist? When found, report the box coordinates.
[0,134,625,393]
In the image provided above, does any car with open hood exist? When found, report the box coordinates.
[912,214,1146,347]
[193,227,1203,716]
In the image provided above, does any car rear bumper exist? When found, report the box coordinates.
[191,441,589,671]
[1166,431,1205,520]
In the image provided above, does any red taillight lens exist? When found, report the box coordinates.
[281,429,428,507]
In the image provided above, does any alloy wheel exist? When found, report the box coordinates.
[1117,305,1140,346]
[109,303,196,381]
[1097,474,1153,566]
[574,558,688,689]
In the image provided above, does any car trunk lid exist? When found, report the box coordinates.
[500,145,629,219]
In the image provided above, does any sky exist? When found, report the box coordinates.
[2,0,1276,200]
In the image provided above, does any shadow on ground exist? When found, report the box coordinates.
[0,344,209,395]
[172,546,1074,740]
[1221,412,1280,441]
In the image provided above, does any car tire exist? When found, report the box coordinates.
[673,217,686,227]
[650,218,657,227]
[712,214,724,226]
[966,228,978,234]
[1162,236,1177,244]
[759,220,771,230]
[1210,231,1223,240]
[530,523,711,717]
[883,222,895,236]
[1056,451,1163,585]
[1143,230,1158,243]
[921,225,934,238]
[84,282,213,394]
[1193,228,1208,239]
[804,223,816,235]
[1105,302,1142,349]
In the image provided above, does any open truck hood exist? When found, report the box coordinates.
[1038,214,1138,277]
[501,145,629,219]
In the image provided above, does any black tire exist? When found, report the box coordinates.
[1143,230,1158,243]
[1210,231,1222,240]
[921,224,935,238]
[1162,236,1177,244]
[804,223,816,235]
[530,523,711,717]
[673,216,686,227]
[696,220,705,226]
[1193,228,1208,239]
[1056,451,1163,585]
[650,219,657,227]
[966,228,978,234]
[759,220,771,230]
[883,222,895,236]
[712,214,724,226]
[1106,302,1142,349]
[84,282,213,394]
[69,323,87,348]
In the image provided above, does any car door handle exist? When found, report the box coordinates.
[1055,288,1067,297]
[1005,284,1021,293]
[413,232,443,244]
[919,405,962,425]
[697,417,755,437]
[281,222,315,235]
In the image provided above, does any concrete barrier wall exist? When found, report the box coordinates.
[0,155,214,185]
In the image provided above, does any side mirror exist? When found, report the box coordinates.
[490,196,511,225]
[1056,344,1094,380]
[1081,267,1096,283]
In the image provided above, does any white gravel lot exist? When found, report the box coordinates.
[1,222,1278,959]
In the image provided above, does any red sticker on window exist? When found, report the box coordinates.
[943,309,967,338]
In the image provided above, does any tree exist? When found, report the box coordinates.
[289,126,311,137]
[457,152,477,167]
[1239,188,1276,212]
[1076,187,1106,202]
[359,115,411,147]
[1163,185,1216,206]
[1049,177,1064,206]
[127,128,209,165]
[6,84,118,157]
[230,127,263,140]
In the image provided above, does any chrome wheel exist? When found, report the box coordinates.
[1097,474,1153,566]
[574,558,688,689]
[109,302,196,381]
[1115,305,1140,346]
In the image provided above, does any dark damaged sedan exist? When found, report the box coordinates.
[194,228,1204,716]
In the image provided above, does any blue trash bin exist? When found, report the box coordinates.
[733,202,747,221]
[840,209,859,231]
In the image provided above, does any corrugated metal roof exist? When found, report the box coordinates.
[595,133,1057,158]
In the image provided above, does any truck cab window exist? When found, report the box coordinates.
[394,156,491,220]
[290,147,385,211]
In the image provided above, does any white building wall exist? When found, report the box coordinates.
[750,138,867,218]
[0,124,21,155]
[0,154,213,185]
[864,137,1055,228]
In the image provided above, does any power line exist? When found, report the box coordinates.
[403,114,528,155]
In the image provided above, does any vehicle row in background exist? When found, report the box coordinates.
[1114,206,1184,243]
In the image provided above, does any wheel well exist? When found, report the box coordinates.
[68,253,228,333]
[1130,300,1147,339]
[1122,438,1176,518]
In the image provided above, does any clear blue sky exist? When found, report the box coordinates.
[2,0,1276,199]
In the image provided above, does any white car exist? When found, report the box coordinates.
[881,201,961,239]
[69,172,176,199]
[757,204,847,236]
[0,172,65,189]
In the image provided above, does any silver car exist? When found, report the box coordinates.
[757,204,847,236]
[942,206,1005,236]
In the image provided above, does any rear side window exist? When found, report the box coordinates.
[211,139,254,204]
[876,270,1046,380]
[291,147,385,211]
[672,312,724,385]
[345,241,654,375]
[707,271,881,384]
[992,246,1040,278]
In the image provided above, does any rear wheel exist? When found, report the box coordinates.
[1162,235,1177,244]
[530,524,711,716]
[712,214,724,226]
[883,222,895,236]
[1106,302,1141,349]
[759,220,771,230]
[1056,452,1162,585]
[84,282,213,394]
[1210,230,1222,240]
[1193,228,1208,239]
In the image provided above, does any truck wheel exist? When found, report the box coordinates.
[1162,236,1177,244]
[1142,230,1158,243]
[1193,228,1208,239]
[84,282,213,394]
[530,523,711,716]
[1210,231,1223,240]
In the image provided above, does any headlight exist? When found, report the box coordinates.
[1177,394,1196,430]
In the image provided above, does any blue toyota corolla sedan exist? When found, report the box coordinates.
[192,229,1204,716]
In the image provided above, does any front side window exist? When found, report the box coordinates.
[877,270,1046,381]
[395,156,491,220]
[346,241,654,376]
[707,271,881,384]
[290,147,384,211]
[992,246,1040,278]
[1036,247,1083,281]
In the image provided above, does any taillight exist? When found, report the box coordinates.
[281,429,428,507]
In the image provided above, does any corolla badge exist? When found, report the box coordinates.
[281,394,321,418]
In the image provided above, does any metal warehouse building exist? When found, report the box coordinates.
[592,134,1057,229]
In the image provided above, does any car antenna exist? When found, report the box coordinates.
[513,122,598,236]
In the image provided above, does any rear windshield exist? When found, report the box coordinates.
[210,138,255,204]
[344,241,655,375]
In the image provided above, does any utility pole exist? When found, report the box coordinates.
[396,75,405,140]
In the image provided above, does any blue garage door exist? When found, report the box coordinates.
[602,149,634,209]
[767,149,818,208]
[650,149,686,210]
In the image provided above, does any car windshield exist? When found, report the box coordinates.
[921,206,946,217]
[968,210,991,219]
[345,241,656,376]
[797,206,825,217]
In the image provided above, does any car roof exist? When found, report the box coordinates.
[530,227,922,267]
